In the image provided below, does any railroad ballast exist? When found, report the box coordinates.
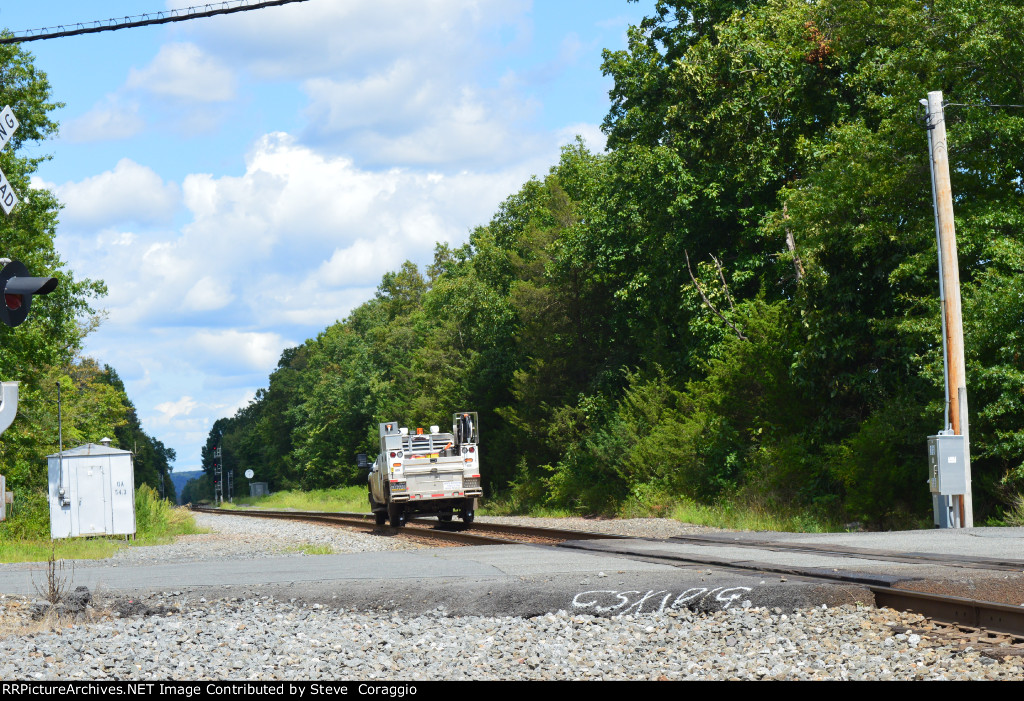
[366,412,482,527]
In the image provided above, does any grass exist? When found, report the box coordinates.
[282,543,334,555]
[224,485,519,519]
[0,485,206,564]
[663,498,842,533]
[134,485,206,544]
[0,538,122,564]
[222,483,852,533]
[1004,493,1024,527]
[222,486,371,513]
[486,483,847,532]
[479,499,579,519]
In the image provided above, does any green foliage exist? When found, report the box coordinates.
[134,485,201,543]
[180,474,212,505]
[231,486,372,512]
[203,0,1024,530]
[0,487,200,562]
[0,489,49,541]
[1004,495,1024,527]
[0,43,171,530]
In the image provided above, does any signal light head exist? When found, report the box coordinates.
[0,260,58,327]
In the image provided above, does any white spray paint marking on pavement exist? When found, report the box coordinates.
[571,585,754,615]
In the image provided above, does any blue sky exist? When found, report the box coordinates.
[2,0,651,472]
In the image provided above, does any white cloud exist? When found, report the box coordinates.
[155,396,199,423]
[58,130,542,334]
[45,159,181,228]
[60,95,144,143]
[154,0,539,168]
[556,123,608,153]
[167,0,530,81]
[313,240,403,288]
[303,77,541,167]
[126,43,236,102]
[183,276,235,312]
[301,61,435,133]
[190,330,295,373]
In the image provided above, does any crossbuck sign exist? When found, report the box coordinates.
[0,106,20,215]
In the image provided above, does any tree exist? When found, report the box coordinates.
[0,42,119,538]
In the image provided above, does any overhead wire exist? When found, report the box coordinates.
[0,0,309,44]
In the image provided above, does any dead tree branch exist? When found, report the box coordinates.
[685,250,748,341]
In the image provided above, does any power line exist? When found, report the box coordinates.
[0,0,310,44]
[944,102,1024,110]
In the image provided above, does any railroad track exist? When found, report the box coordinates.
[193,506,1024,651]
[562,536,1024,655]
[190,506,625,547]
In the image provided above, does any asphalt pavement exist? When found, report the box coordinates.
[2,527,1022,616]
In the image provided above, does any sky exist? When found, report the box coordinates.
[0,0,651,473]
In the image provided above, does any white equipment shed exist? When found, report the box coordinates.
[47,439,136,539]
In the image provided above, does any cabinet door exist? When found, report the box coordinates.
[75,460,108,536]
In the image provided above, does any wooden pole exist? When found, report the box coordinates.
[927,91,973,527]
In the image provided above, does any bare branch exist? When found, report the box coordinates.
[685,250,748,341]
[709,254,736,311]
[783,203,805,282]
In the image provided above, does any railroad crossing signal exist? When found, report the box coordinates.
[0,106,19,214]
[0,259,58,327]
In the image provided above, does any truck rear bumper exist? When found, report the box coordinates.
[393,489,482,503]
[391,495,479,515]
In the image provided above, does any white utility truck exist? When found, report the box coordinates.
[366,412,482,527]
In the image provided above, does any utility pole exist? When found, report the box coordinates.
[925,90,973,527]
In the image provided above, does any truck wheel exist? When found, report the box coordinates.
[388,503,405,528]
[369,489,387,525]
[460,498,475,524]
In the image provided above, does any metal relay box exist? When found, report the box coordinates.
[47,441,136,539]
[928,434,966,496]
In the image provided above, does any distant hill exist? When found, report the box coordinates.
[169,470,205,504]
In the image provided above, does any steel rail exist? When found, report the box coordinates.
[406,515,627,542]
[194,506,625,543]
[191,507,510,546]
[668,533,1024,572]
[870,587,1024,640]
[192,507,627,545]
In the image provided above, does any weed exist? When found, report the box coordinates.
[283,543,334,555]
[32,541,72,606]
[1005,494,1024,527]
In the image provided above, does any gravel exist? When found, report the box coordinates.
[2,595,1022,680]
[103,512,429,566]
[1,512,1021,681]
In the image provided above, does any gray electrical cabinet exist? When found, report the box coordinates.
[47,441,136,539]
[928,434,967,496]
